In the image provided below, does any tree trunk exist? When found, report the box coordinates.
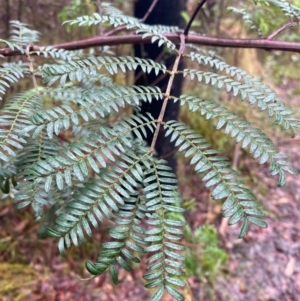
[4,0,11,39]
[134,0,186,172]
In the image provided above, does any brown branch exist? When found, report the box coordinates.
[25,45,39,94]
[2,33,300,57]
[149,72,167,87]
[104,0,159,37]
[142,0,160,22]
[267,22,299,40]
[96,0,103,36]
[104,25,127,37]
[184,0,208,36]
[150,34,186,153]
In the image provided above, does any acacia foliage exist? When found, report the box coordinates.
[0,1,299,300]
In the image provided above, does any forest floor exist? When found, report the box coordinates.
[0,87,299,301]
[211,135,300,301]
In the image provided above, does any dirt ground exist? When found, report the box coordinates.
[212,134,300,301]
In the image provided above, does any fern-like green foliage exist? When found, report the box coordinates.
[257,0,300,21]
[228,6,263,35]
[0,63,25,102]
[0,2,299,300]
[63,10,178,50]
[229,1,300,36]
[9,20,40,45]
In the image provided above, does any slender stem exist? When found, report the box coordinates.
[150,34,186,154]
[104,25,127,37]
[25,45,39,94]
[267,22,299,40]
[96,0,103,36]
[2,33,300,56]
[149,72,167,87]
[184,0,208,36]
[142,0,160,22]
[216,0,225,36]
[135,49,165,83]
[104,0,159,37]
[159,147,177,159]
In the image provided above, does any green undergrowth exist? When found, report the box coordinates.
[184,225,227,283]
[0,263,39,301]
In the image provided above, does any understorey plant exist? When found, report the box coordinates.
[0,1,299,300]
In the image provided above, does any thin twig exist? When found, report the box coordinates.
[104,25,127,37]
[216,0,225,36]
[159,148,177,159]
[150,34,186,153]
[2,33,300,56]
[149,72,167,87]
[267,22,299,40]
[135,49,165,83]
[25,45,39,94]
[232,143,241,170]
[96,0,103,36]
[184,0,208,36]
[142,0,160,22]
[105,0,159,37]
